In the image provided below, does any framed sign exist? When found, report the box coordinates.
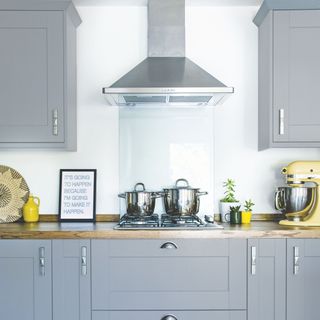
[59,169,97,222]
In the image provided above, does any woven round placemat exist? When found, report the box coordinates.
[0,165,29,223]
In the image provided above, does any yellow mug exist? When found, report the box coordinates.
[241,211,252,224]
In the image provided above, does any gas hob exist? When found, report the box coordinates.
[114,214,223,230]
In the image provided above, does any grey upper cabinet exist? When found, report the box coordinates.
[256,9,320,149]
[0,2,81,150]
[0,240,52,320]
[248,239,286,320]
[53,240,91,320]
[287,239,320,320]
[92,239,247,311]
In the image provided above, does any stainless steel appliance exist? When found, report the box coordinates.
[276,161,320,226]
[114,214,223,230]
[275,186,316,220]
[118,183,162,216]
[103,0,233,107]
[162,178,208,215]
[116,179,221,229]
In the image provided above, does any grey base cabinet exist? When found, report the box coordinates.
[53,240,91,320]
[248,239,286,320]
[287,239,320,320]
[92,310,247,320]
[0,240,52,320]
[92,239,247,311]
[256,9,320,149]
[0,2,81,150]
[4,237,320,320]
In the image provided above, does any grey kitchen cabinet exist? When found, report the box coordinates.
[287,239,320,320]
[0,240,52,320]
[0,2,81,150]
[53,240,91,320]
[92,310,247,320]
[91,239,247,311]
[247,239,286,320]
[255,9,320,149]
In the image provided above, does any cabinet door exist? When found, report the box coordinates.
[248,239,286,320]
[92,239,246,310]
[0,10,64,143]
[0,240,52,320]
[53,240,91,320]
[274,10,320,143]
[92,310,247,320]
[287,239,320,320]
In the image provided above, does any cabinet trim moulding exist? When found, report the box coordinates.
[253,0,320,26]
[0,1,81,27]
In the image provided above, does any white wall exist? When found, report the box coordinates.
[1,5,320,214]
[195,7,320,212]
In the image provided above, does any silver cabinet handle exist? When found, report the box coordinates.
[279,108,285,135]
[39,247,45,276]
[81,246,87,276]
[160,242,178,249]
[294,246,300,275]
[161,315,177,320]
[52,109,58,136]
[251,246,257,275]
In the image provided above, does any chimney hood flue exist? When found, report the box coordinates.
[103,0,234,107]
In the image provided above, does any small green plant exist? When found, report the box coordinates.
[221,179,238,203]
[230,205,241,214]
[244,199,255,212]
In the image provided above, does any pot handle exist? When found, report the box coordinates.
[275,189,284,211]
[134,183,145,191]
[118,193,126,199]
[197,191,208,197]
[175,178,190,188]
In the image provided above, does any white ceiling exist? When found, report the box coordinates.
[74,0,263,7]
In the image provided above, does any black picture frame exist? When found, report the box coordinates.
[59,169,97,222]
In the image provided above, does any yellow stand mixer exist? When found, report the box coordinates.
[278,161,320,226]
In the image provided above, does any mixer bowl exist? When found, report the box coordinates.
[275,186,316,221]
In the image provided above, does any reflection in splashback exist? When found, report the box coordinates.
[119,107,214,216]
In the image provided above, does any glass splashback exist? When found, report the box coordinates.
[119,107,215,216]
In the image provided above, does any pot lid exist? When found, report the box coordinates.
[125,182,156,193]
[164,178,199,190]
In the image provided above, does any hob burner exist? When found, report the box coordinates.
[118,214,159,228]
[161,214,204,227]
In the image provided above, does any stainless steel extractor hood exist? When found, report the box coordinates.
[103,0,234,107]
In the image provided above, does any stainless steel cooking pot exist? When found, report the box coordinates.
[275,186,316,221]
[118,183,162,216]
[162,178,208,216]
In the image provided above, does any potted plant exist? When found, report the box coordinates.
[220,179,239,222]
[241,199,255,224]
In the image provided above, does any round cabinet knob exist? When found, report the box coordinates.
[161,315,177,320]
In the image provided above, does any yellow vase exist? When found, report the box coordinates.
[241,211,252,224]
[23,195,40,222]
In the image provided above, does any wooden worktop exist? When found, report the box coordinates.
[1,221,320,239]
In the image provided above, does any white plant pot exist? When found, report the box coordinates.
[219,202,240,223]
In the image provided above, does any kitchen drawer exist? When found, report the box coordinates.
[92,239,246,310]
[92,310,247,320]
